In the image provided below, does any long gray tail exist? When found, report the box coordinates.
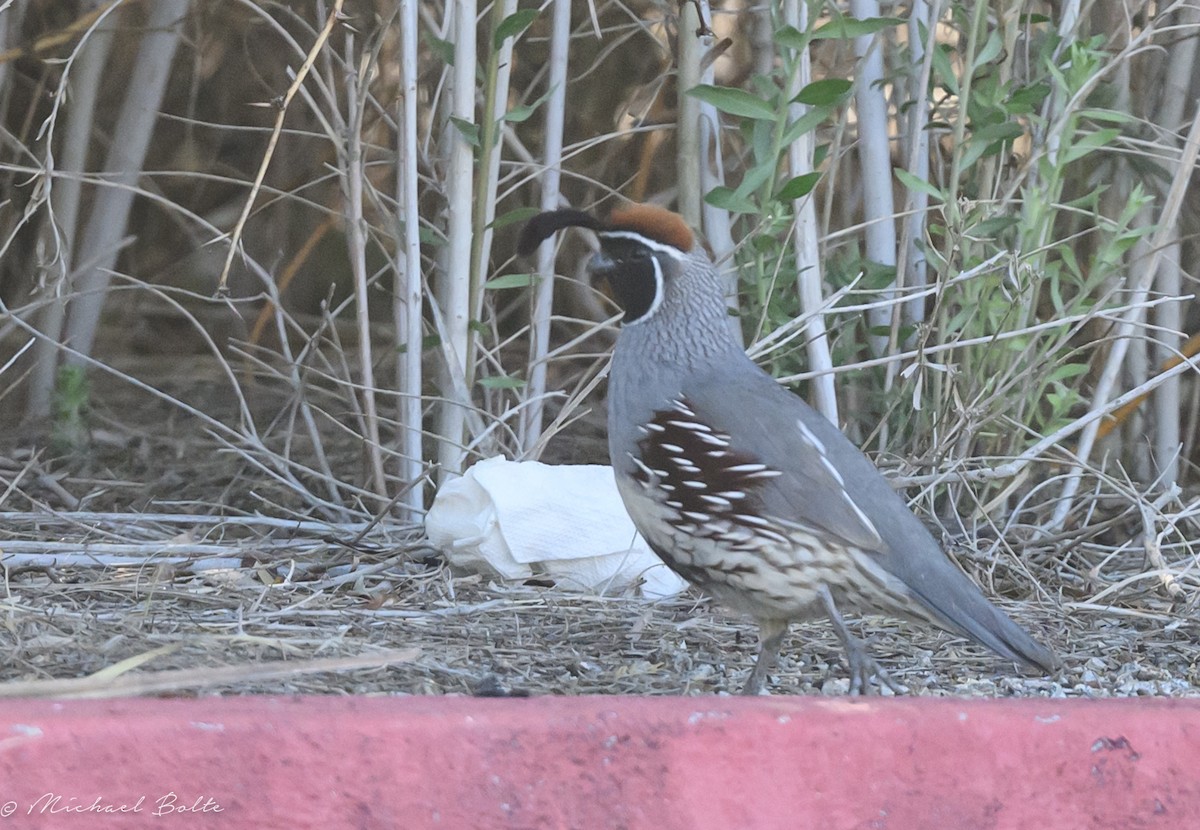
[906,562,1059,673]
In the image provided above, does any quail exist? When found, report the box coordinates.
[518,203,1059,694]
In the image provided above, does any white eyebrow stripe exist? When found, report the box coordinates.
[598,230,689,260]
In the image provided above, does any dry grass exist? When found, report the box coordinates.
[1,361,1196,699]
[1,516,1195,699]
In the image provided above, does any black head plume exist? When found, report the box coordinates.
[517,209,606,257]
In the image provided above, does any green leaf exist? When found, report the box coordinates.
[1006,81,1050,114]
[503,102,538,123]
[494,9,539,49]
[812,16,905,40]
[504,86,556,123]
[1077,108,1137,125]
[449,117,480,147]
[775,172,821,201]
[1063,188,1104,210]
[860,261,897,290]
[750,116,773,164]
[774,24,809,51]
[737,160,775,197]
[958,121,1023,168]
[487,207,540,231]
[1048,270,1066,313]
[967,216,1018,238]
[894,168,943,202]
[703,186,757,214]
[428,36,454,67]
[972,30,1004,71]
[478,375,525,389]
[1047,363,1089,383]
[973,121,1025,143]
[793,78,852,106]
[485,273,535,290]
[930,43,959,96]
[1059,245,1081,281]
[687,84,776,120]
[780,105,831,145]
[1061,128,1119,164]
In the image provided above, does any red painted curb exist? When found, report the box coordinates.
[0,696,1197,829]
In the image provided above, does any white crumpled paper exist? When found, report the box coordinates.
[425,456,686,599]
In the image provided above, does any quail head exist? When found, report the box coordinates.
[519,203,1059,694]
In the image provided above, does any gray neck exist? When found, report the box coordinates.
[607,250,745,474]
[614,251,743,370]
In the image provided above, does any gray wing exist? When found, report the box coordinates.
[682,356,1060,674]
[679,360,889,554]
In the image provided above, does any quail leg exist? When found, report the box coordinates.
[819,587,905,695]
[742,619,788,695]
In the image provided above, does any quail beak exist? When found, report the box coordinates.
[587,248,616,280]
[585,249,622,309]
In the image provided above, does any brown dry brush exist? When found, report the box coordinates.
[0,0,1195,663]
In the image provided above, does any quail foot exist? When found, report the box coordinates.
[519,203,1059,695]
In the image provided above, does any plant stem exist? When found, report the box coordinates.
[436,0,478,480]
[520,0,570,454]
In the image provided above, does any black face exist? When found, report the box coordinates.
[516,209,670,325]
[591,237,662,324]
